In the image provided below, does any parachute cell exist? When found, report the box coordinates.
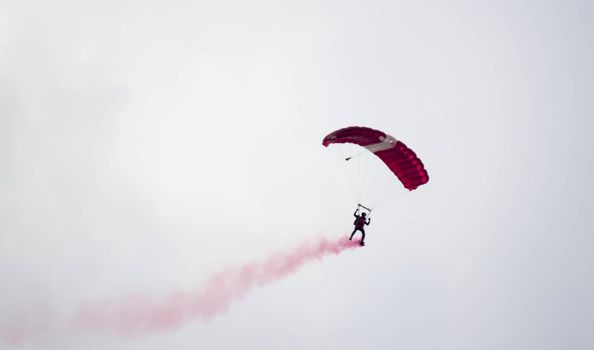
[322,126,429,191]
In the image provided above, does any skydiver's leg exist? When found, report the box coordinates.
[350,228,357,240]
[360,228,365,246]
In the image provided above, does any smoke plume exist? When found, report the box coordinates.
[74,236,361,336]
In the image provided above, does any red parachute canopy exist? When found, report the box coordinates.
[322,126,429,191]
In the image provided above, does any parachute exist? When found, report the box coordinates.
[322,126,429,208]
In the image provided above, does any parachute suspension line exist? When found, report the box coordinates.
[356,149,367,203]
[370,190,409,211]
[342,146,389,210]
[342,145,362,203]
[368,155,386,208]
[354,152,362,198]
[349,146,370,205]
[357,152,369,205]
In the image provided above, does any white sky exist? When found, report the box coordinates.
[1,0,593,349]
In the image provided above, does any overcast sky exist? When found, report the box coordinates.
[1,0,593,349]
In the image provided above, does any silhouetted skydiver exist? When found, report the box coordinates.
[350,206,370,246]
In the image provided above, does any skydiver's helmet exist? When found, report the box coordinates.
[361,212,367,217]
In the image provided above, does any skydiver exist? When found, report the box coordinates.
[350,205,370,246]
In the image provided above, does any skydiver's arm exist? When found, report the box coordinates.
[354,209,359,217]
[366,218,371,225]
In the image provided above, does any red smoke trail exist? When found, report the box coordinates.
[75,236,361,336]
[0,305,54,346]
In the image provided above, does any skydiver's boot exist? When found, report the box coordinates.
[360,241,365,246]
